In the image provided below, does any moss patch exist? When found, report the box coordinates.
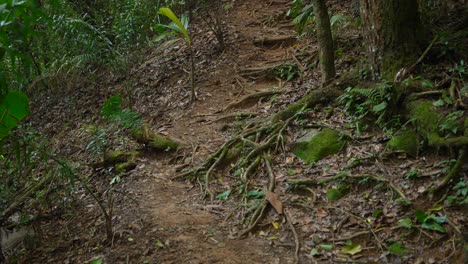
[387,129,419,157]
[132,125,179,151]
[292,128,346,163]
[405,100,441,144]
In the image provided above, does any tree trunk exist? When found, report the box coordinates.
[312,0,336,84]
[360,0,422,80]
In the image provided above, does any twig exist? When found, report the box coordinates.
[284,209,300,264]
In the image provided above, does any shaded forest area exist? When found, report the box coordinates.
[0,0,467,263]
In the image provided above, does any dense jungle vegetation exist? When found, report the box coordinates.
[0,0,466,263]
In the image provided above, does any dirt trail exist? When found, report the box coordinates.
[112,0,298,263]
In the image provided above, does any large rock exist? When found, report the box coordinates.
[292,128,346,163]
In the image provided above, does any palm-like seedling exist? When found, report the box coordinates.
[156,7,197,103]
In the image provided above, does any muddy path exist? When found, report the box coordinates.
[102,0,299,263]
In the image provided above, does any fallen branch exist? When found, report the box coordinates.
[253,35,297,46]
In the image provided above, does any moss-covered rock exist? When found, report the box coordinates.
[132,125,179,151]
[387,129,419,157]
[292,128,346,163]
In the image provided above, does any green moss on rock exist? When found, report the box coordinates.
[292,128,346,163]
[387,129,419,157]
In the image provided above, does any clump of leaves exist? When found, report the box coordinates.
[339,84,401,135]
[415,210,447,233]
[288,0,314,35]
[439,110,464,136]
[274,62,302,81]
[102,95,143,130]
[445,180,468,206]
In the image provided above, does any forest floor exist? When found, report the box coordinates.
[5,0,466,263]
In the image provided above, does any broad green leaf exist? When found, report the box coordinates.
[326,189,343,202]
[319,244,334,250]
[433,99,445,107]
[0,90,29,140]
[310,248,319,256]
[159,7,190,45]
[415,210,427,223]
[245,190,265,199]
[372,102,387,112]
[421,222,446,233]
[90,259,102,264]
[388,242,406,256]
[102,95,123,118]
[426,214,447,224]
[397,217,412,229]
[341,243,362,255]
[216,190,232,200]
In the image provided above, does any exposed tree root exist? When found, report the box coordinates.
[428,149,466,194]
[284,208,300,264]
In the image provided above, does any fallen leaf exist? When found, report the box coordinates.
[272,221,280,230]
[341,243,362,255]
[266,191,283,214]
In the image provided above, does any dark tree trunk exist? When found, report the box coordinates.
[360,0,423,80]
[312,0,336,84]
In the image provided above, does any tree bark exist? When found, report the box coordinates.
[312,0,336,84]
[360,0,422,80]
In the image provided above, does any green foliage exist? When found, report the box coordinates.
[445,180,468,206]
[156,7,191,45]
[0,91,29,140]
[289,1,314,35]
[415,210,447,233]
[102,95,143,130]
[339,84,400,135]
[274,62,302,81]
[387,242,406,256]
[439,110,464,136]
[84,125,109,158]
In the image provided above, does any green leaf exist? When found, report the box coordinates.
[388,242,406,256]
[319,244,334,250]
[245,190,265,199]
[216,190,232,200]
[341,243,362,255]
[310,248,319,256]
[373,209,383,218]
[326,189,343,202]
[415,210,427,223]
[90,258,103,264]
[372,101,387,112]
[158,7,190,45]
[102,95,123,118]
[0,90,29,140]
[421,222,446,233]
[397,217,412,229]
[433,99,445,107]
[426,214,447,224]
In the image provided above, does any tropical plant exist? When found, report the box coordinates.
[156,7,196,102]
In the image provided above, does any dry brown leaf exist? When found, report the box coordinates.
[266,191,283,214]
